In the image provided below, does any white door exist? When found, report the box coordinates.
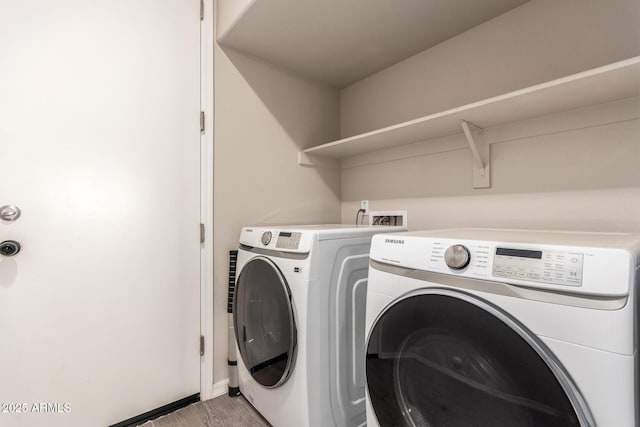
[0,1,201,426]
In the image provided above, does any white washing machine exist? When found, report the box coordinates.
[365,228,640,427]
[234,224,404,427]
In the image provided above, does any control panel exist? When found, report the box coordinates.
[492,248,583,287]
[275,232,301,250]
[370,230,635,296]
[240,227,307,252]
[427,243,584,286]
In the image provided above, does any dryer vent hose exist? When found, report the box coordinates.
[227,249,241,397]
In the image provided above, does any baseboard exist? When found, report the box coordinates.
[109,394,200,427]
[212,378,229,398]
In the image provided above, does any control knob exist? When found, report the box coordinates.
[444,244,470,270]
[261,231,272,246]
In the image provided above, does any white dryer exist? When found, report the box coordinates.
[365,228,640,427]
[234,225,403,427]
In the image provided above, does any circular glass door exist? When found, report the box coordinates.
[234,257,297,388]
[366,290,592,427]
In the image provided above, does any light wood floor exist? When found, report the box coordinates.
[141,395,270,427]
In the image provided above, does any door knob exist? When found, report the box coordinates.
[0,205,21,221]
[0,240,21,257]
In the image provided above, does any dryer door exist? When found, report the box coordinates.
[234,256,296,388]
[366,289,593,427]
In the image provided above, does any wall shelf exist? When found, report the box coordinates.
[299,57,640,168]
[218,0,529,87]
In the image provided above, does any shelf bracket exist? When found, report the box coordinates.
[298,151,339,169]
[459,120,490,189]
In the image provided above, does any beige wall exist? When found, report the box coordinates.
[339,0,640,231]
[216,0,254,40]
[341,99,640,231]
[340,0,640,137]
[212,34,341,381]
[342,186,640,233]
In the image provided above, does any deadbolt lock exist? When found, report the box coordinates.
[0,240,21,257]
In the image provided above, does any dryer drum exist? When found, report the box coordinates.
[366,291,591,427]
[233,256,297,389]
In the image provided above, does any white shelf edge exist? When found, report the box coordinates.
[298,151,339,169]
[301,56,640,160]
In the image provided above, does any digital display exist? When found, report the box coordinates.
[496,248,542,259]
[279,232,292,238]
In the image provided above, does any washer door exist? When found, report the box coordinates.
[366,289,593,427]
[234,256,297,388]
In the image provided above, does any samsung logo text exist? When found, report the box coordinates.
[385,238,405,245]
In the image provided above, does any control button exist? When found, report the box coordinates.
[494,268,506,276]
[516,272,527,278]
[261,231,272,246]
[505,270,515,276]
[444,245,471,270]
